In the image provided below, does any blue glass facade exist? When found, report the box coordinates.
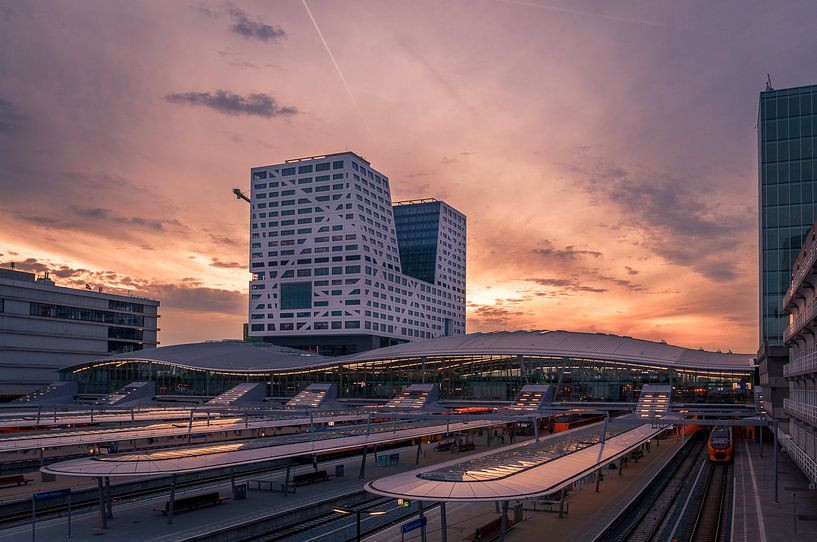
[393,201,441,284]
[759,84,817,346]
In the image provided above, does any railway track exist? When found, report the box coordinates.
[690,463,729,542]
[620,437,707,542]
[594,433,707,542]
[246,495,393,541]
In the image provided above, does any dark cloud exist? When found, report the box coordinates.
[144,281,245,315]
[0,98,26,135]
[624,266,639,275]
[226,5,285,42]
[209,234,239,246]
[1,258,49,274]
[19,206,188,233]
[210,258,244,269]
[569,158,753,282]
[165,90,297,118]
[2,256,245,317]
[531,240,602,262]
[527,277,608,294]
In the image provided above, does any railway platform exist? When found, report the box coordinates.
[0,440,494,542]
[732,431,817,542]
[365,434,683,541]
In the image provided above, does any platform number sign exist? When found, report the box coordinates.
[397,498,411,507]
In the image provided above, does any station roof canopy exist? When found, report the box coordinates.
[59,331,755,374]
[341,331,755,371]
[365,419,665,502]
[63,340,331,373]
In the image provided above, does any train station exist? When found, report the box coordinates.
[0,330,810,542]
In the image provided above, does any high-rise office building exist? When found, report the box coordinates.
[758,83,817,423]
[759,84,817,347]
[247,152,466,355]
[0,268,159,397]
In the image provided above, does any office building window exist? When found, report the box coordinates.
[281,282,313,309]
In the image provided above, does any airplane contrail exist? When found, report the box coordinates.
[301,0,362,115]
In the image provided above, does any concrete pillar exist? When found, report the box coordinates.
[440,502,448,542]
[97,477,107,530]
[105,477,113,519]
[359,446,368,479]
[499,500,509,542]
[167,474,177,525]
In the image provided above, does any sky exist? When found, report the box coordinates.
[1,0,815,354]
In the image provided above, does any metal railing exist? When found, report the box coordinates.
[784,241,817,310]
[784,398,817,427]
[779,430,817,484]
[784,297,817,343]
[784,345,817,377]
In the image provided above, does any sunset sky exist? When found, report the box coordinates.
[1,0,815,353]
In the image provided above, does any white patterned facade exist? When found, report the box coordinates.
[247,152,465,354]
[782,221,817,483]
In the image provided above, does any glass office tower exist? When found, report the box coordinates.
[759,84,817,346]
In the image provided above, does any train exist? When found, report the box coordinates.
[707,426,733,463]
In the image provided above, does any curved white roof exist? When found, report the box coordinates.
[342,331,755,371]
[60,331,755,373]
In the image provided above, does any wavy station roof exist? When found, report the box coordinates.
[60,331,755,374]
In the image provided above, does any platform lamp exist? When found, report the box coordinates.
[332,506,388,542]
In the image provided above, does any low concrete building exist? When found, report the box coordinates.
[0,267,159,397]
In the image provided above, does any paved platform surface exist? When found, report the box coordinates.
[732,431,817,542]
[366,432,682,541]
[0,440,498,542]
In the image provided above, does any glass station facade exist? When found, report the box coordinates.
[61,354,753,404]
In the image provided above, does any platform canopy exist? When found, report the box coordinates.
[41,418,498,478]
[365,419,667,502]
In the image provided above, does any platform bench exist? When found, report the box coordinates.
[463,516,518,541]
[293,470,328,487]
[0,475,34,488]
[154,492,228,515]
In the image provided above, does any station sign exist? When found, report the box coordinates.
[401,516,427,533]
[33,488,71,501]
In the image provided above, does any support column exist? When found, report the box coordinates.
[312,455,318,472]
[419,501,427,542]
[284,460,292,496]
[359,446,368,479]
[167,474,177,525]
[105,477,113,519]
[774,420,779,504]
[533,416,540,442]
[440,502,448,542]
[558,487,566,518]
[499,500,508,542]
[416,441,422,465]
[96,478,107,530]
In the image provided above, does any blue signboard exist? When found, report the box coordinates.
[401,516,427,534]
[33,488,71,501]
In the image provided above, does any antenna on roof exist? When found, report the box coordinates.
[765,73,774,92]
